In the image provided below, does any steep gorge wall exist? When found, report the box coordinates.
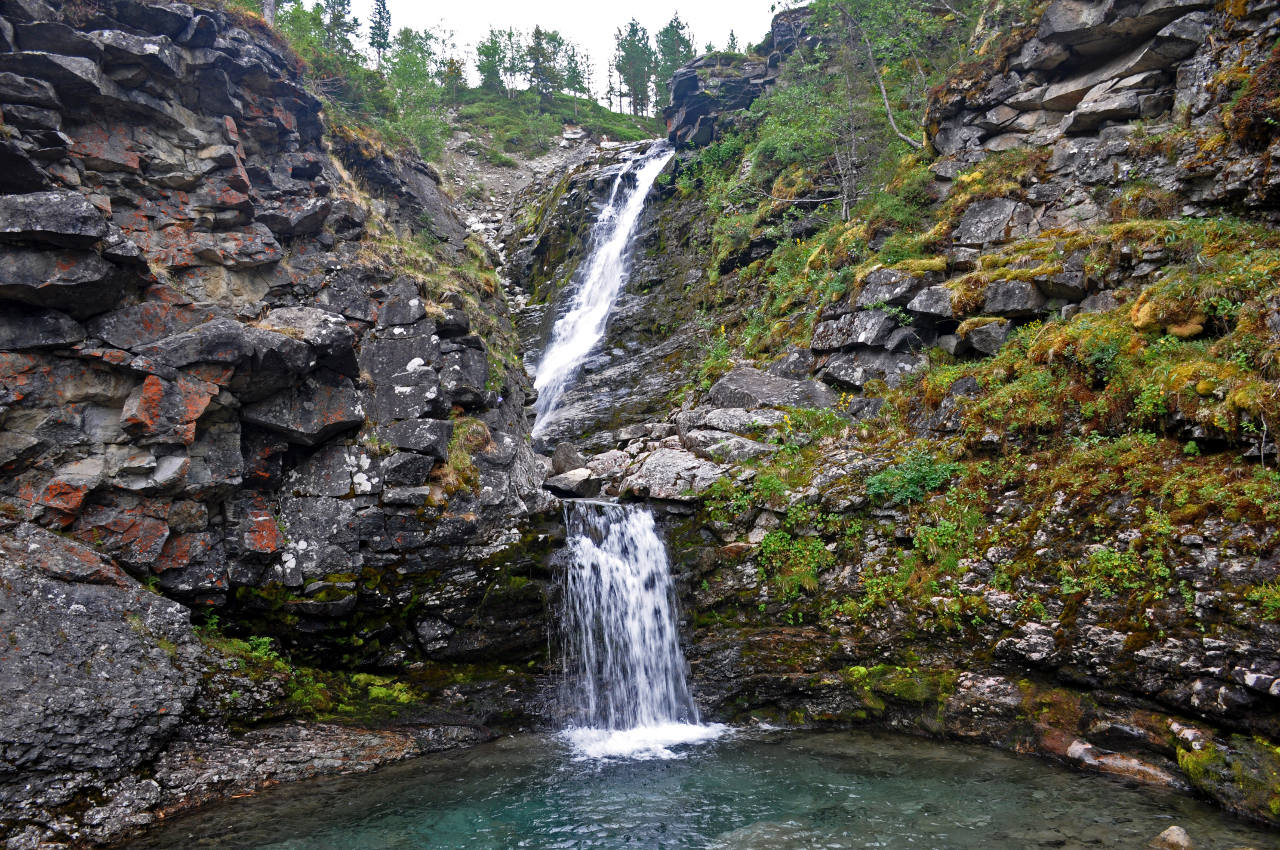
[0,1,556,845]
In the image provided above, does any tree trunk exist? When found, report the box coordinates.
[262,0,276,25]
[842,11,924,151]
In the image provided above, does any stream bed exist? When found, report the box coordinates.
[135,729,1276,849]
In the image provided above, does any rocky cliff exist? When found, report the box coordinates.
[0,1,556,846]
[512,0,1280,829]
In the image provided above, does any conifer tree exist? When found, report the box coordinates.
[369,0,391,67]
[654,14,694,108]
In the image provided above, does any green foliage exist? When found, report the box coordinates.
[614,19,656,115]
[1247,581,1280,620]
[654,14,696,107]
[866,450,960,504]
[758,531,832,595]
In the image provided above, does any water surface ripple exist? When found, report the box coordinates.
[135,730,1276,849]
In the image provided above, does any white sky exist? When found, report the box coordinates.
[347,0,778,100]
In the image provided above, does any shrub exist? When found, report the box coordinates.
[866,451,960,504]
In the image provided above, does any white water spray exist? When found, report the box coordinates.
[558,501,726,759]
[532,144,674,436]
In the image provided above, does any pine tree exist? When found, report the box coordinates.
[320,0,359,58]
[654,14,694,109]
[726,30,739,52]
[475,28,505,93]
[369,0,391,67]
[527,26,564,106]
[613,19,655,115]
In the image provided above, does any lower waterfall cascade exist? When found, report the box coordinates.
[557,501,725,759]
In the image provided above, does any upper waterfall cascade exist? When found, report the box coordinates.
[531,143,675,436]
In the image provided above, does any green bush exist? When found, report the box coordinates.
[866,451,960,504]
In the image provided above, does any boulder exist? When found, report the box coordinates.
[552,442,587,475]
[952,199,1036,247]
[907,285,956,320]
[617,448,727,501]
[812,310,897,351]
[260,307,358,378]
[708,367,836,410]
[682,429,780,463]
[966,320,1012,355]
[855,268,928,308]
[983,280,1049,317]
[821,350,928,391]
[544,467,601,498]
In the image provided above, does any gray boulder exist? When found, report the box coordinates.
[544,467,601,498]
[552,442,587,475]
[708,367,836,410]
[966,320,1012,355]
[618,447,727,501]
[952,199,1035,247]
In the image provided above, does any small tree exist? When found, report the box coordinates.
[475,28,505,93]
[613,19,655,115]
[368,0,391,67]
[654,14,694,108]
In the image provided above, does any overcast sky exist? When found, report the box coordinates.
[346,0,778,98]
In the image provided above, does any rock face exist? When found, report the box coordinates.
[662,9,812,148]
[0,2,553,844]
[0,522,202,844]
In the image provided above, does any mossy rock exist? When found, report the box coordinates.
[1177,734,1280,825]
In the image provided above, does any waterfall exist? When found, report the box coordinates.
[558,501,725,759]
[531,143,675,436]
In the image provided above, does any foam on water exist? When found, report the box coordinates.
[563,722,730,761]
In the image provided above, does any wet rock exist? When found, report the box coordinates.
[1149,825,1194,849]
[708,366,836,410]
[544,467,601,498]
